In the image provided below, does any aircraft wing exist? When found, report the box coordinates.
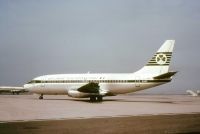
[77,82,100,93]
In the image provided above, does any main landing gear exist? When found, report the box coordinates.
[90,96,103,102]
[39,94,43,99]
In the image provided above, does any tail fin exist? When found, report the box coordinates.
[136,40,175,76]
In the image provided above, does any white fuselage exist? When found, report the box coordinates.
[24,73,169,98]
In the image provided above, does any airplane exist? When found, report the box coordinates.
[186,90,200,97]
[0,86,27,95]
[21,40,176,102]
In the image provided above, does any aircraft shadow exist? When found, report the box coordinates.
[42,98,175,104]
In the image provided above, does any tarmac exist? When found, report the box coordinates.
[0,94,200,122]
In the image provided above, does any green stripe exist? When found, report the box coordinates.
[127,80,171,82]
[152,56,172,59]
[148,61,170,63]
[151,58,171,60]
[28,79,171,84]
[148,61,170,65]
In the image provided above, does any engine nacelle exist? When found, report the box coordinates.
[67,90,90,98]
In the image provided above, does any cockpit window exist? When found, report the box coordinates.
[27,80,33,84]
[27,80,41,84]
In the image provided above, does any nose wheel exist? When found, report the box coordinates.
[39,94,43,99]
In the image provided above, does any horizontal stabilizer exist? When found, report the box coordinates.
[153,71,177,79]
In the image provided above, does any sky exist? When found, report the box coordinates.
[0,0,200,94]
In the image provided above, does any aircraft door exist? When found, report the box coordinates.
[40,77,45,88]
[135,76,140,87]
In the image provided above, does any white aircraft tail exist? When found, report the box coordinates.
[136,40,175,76]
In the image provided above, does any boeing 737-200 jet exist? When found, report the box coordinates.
[1,40,177,102]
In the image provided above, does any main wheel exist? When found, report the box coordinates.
[97,96,103,102]
[90,96,96,102]
[39,94,43,99]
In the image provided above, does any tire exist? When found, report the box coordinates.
[90,96,96,102]
[97,96,103,102]
[39,94,43,99]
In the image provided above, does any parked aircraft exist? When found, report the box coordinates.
[0,86,26,95]
[24,40,176,101]
[0,40,177,102]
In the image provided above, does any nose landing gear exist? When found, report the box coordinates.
[39,94,43,99]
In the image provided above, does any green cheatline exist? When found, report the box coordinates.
[148,61,170,63]
[156,52,172,54]
[28,79,171,84]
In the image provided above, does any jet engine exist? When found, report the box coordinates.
[67,90,90,98]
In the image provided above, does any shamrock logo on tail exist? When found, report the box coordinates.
[156,54,167,65]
